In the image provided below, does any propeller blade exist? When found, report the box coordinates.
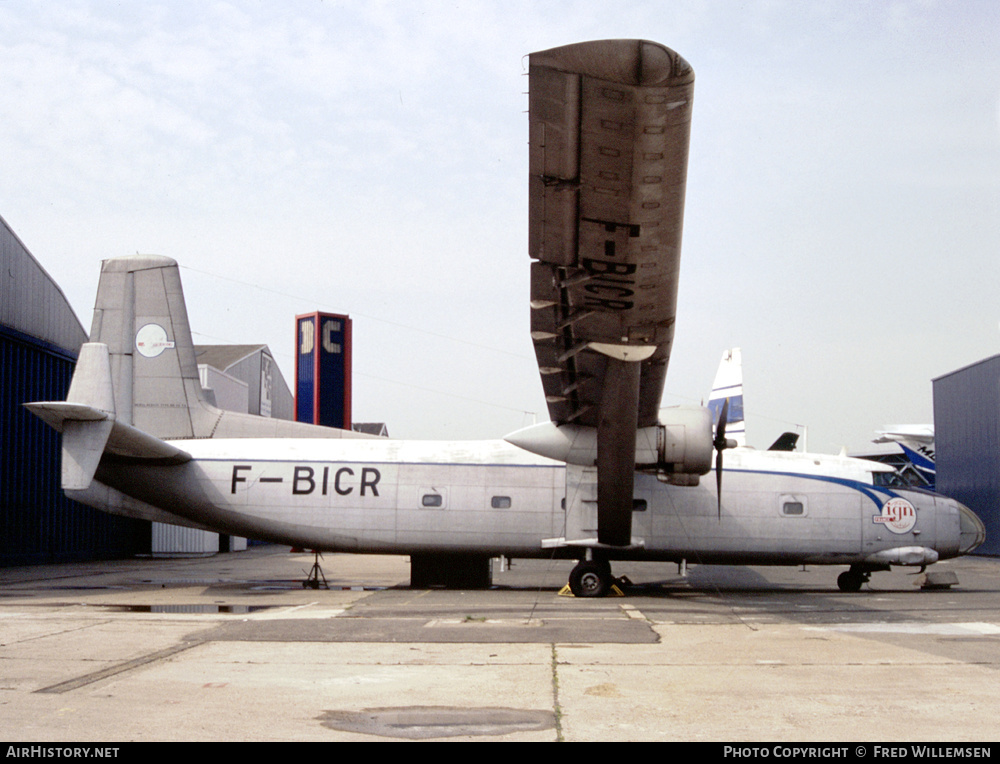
[714,398,729,520]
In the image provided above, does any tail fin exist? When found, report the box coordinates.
[89,256,219,438]
[27,257,374,492]
[707,347,745,447]
[62,255,373,442]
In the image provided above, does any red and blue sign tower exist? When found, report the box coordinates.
[295,312,352,429]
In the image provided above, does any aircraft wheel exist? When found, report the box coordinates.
[569,561,612,598]
[837,570,864,592]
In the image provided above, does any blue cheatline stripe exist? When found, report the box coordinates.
[723,468,897,509]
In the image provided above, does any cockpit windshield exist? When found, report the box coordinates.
[873,469,910,488]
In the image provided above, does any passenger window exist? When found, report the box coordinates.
[422,494,443,508]
[782,501,804,516]
[632,499,647,512]
[491,496,512,509]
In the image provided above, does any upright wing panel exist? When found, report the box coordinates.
[528,40,694,429]
[527,40,694,546]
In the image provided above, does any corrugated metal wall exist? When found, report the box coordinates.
[0,214,87,352]
[933,355,1000,556]
[1,326,148,564]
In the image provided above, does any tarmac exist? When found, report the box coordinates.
[1,547,999,742]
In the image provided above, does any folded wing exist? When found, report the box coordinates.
[526,40,695,545]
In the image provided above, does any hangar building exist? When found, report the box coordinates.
[934,356,1000,556]
[2,214,384,564]
[1,215,147,565]
[1,215,306,563]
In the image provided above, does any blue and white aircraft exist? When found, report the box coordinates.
[708,348,746,448]
[873,425,936,488]
[27,40,983,595]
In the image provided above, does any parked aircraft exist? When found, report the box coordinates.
[27,40,983,595]
[708,348,745,447]
[872,425,936,488]
[707,347,800,452]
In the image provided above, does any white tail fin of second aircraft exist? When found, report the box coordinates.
[708,347,745,447]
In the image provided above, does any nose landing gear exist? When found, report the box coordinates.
[837,566,871,592]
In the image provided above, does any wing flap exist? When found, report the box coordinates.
[526,40,694,546]
[528,40,694,428]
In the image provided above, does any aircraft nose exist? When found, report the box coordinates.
[957,502,986,555]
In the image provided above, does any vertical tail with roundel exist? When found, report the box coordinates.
[89,256,218,438]
[25,256,378,497]
[82,255,375,441]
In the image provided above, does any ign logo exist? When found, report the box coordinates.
[873,497,916,534]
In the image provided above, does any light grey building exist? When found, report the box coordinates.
[195,344,294,420]
[150,343,296,555]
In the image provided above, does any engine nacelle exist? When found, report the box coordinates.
[503,405,713,475]
[640,405,714,475]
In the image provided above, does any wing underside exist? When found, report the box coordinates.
[527,40,695,545]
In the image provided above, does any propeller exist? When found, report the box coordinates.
[713,397,737,520]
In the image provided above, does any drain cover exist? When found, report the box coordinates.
[318,706,554,739]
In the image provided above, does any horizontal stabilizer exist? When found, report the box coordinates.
[26,342,118,490]
[26,402,192,460]
[25,401,192,489]
[25,341,191,490]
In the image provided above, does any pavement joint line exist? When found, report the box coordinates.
[34,640,204,694]
[620,604,646,620]
[550,643,564,742]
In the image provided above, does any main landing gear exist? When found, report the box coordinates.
[837,566,871,592]
[568,559,615,598]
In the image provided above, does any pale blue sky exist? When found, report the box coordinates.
[2,1,999,452]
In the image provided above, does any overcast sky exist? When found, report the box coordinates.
[2,1,999,453]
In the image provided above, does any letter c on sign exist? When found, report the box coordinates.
[322,319,342,354]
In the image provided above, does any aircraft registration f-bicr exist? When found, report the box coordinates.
[27,40,984,595]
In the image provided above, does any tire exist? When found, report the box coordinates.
[837,570,863,592]
[569,561,612,597]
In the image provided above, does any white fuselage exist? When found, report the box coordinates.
[80,438,977,567]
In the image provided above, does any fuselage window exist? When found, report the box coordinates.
[422,494,443,508]
[632,499,647,512]
[491,496,512,509]
[782,501,804,516]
